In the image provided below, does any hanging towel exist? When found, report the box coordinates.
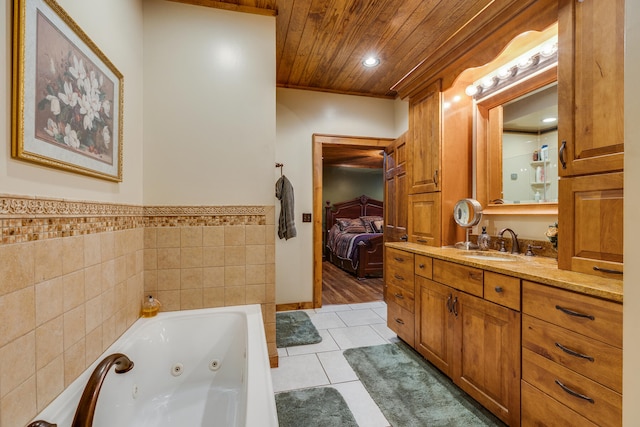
[275,175,297,240]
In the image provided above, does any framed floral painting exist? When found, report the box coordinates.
[12,0,123,181]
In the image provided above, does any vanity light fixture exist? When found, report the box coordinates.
[362,56,380,68]
[465,36,558,101]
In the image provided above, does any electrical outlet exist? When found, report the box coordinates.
[302,213,312,222]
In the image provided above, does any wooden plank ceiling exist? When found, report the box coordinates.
[322,145,383,169]
[170,0,521,99]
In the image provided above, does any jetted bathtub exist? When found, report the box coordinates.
[30,304,278,427]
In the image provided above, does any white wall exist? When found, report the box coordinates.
[142,1,275,205]
[0,0,144,204]
[275,88,407,304]
[624,0,640,423]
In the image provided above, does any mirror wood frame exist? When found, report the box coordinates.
[476,66,558,215]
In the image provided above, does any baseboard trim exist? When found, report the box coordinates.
[276,301,315,311]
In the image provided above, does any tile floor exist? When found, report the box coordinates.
[270,301,398,427]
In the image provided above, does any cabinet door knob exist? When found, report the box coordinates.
[394,274,404,281]
[395,318,405,325]
[418,263,425,269]
[494,286,503,293]
[394,293,404,299]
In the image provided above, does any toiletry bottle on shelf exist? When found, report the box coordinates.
[478,226,491,251]
[534,191,541,202]
[540,144,549,161]
[141,295,161,317]
[535,166,543,183]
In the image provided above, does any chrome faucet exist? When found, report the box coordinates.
[72,353,134,427]
[497,228,520,254]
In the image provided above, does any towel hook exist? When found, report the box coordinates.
[275,162,284,176]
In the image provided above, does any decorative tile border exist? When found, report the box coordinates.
[0,194,269,244]
[0,194,143,217]
[143,205,267,216]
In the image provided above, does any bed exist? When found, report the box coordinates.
[324,195,384,279]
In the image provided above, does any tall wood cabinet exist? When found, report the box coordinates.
[407,79,471,247]
[557,0,624,277]
[384,133,409,243]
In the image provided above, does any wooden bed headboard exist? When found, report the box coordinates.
[324,195,384,234]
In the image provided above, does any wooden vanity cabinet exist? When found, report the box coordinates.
[414,259,521,426]
[385,247,415,346]
[521,281,622,426]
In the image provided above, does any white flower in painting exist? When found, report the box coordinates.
[58,81,78,107]
[49,57,56,75]
[46,95,61,115]
[102,126,110,148]
[69,55,87,88]
[63,124,80,149]
[78,94,96,130]
[44,118,59,138]
[102,100,111,118]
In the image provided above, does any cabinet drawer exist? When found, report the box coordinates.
[432,259,483,297]
[386,248,415,290]
[522,281,622,348]
[522,349,621,427]
[385,282,415,313]
[387,301,415,346]
[523,315,622,393]
[521,380,598,427]
[414,254,433,279]
[483,271,520,311]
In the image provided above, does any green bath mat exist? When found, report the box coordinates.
[275,387,358,427]
[276,311,322,348]
[343,342,506,427]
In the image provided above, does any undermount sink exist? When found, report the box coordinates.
[461,251,519,262]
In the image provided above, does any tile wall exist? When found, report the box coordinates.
[142,205,277,366]
[0,195,276,427]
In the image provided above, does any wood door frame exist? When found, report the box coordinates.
[312,134,394,308]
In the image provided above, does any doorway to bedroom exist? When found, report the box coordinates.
[312,134,393,307]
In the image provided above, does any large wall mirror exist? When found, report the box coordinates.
[473,32,558,215]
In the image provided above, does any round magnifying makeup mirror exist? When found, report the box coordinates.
[453,199,483,250]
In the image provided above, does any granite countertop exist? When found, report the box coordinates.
[386,242,623,303]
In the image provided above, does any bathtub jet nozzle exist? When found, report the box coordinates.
[72,353,134,427]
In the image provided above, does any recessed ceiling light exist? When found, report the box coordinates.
[362,56,380,68]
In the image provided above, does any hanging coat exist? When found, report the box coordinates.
[275,175,297,240]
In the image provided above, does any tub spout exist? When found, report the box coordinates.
[72,353,134,427]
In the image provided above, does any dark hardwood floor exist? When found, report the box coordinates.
[322,260,384,305]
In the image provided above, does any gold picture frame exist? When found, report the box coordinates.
[12,0,124,181]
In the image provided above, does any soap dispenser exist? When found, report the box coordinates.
[477,226,491,251]
[141,295,161,318]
